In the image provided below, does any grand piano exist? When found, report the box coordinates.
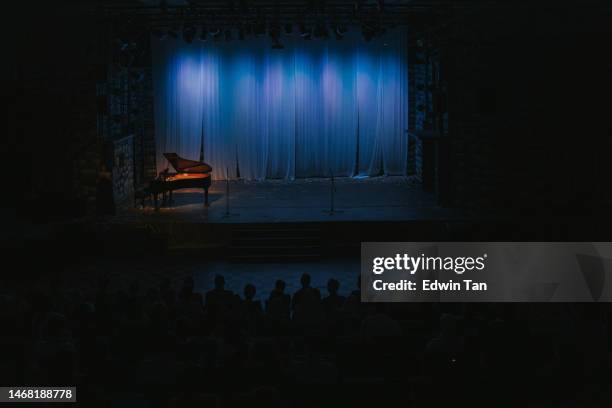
[148,153,212,209]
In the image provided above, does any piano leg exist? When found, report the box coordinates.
[204,187,209,207]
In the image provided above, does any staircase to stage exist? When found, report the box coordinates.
[228,224,322,262]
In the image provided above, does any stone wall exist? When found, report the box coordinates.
[99,29,156,209]
[111,135,135,209]
[133,68,157,185]
[407,27,446,196]
[103,40,156,190]
[410,47,431,180]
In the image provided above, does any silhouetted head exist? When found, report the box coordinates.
[274,280,285,292]
[300,273,311,288]
[327,278,340,295]
[214,275,225,290]
[244,284,256,301]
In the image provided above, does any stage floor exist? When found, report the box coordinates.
[122,176,462,223]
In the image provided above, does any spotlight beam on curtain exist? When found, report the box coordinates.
[152,30,408,181]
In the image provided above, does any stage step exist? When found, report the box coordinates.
[230,253,321,262]
[231,228,320,238]
[229,224,322,262]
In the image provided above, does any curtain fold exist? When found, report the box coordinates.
[152,30,408,180]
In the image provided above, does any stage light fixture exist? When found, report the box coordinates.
[183,25,196,43]
[167,26,178,39]
[199,26,208,41]
[269,22,281,36]
[271,38,284,49]
[299,23,311,39]
[210,28,222,41]
[361,25,375,42]
[299,23,307,36]
[314,22,329,39]
[269,26,283,49]
[335,26,347,40]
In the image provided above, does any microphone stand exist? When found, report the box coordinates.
[222,166,239,219]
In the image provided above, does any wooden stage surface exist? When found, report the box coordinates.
[119,176,464,224]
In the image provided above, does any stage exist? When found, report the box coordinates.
[123,176,460,224]
[93,176,475,258]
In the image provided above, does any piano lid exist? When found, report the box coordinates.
[163,153,212,174]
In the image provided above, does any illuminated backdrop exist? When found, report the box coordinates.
[152,30,408,180]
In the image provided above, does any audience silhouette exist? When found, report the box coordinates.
[291,273,321,312]
[2,272,609,407]
[322,278,346,315]
[266,279,290,322]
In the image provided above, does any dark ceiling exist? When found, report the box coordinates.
[101,0,457,28]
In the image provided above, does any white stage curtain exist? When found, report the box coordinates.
[152,30,408,180]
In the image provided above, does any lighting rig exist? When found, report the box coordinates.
[105,1,449,53]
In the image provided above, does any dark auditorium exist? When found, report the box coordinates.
[5,1,612,407]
